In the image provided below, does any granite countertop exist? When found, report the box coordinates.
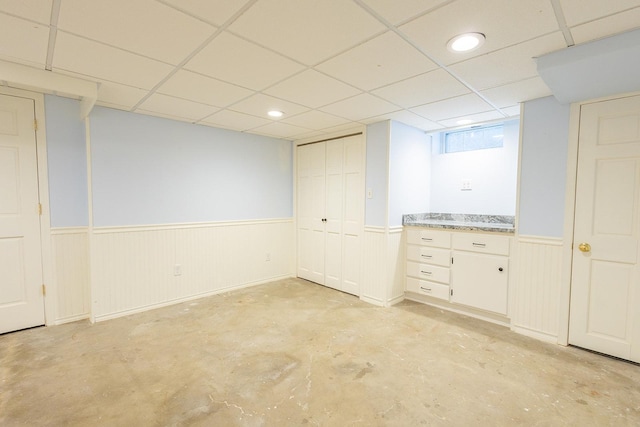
[402,213,515,234]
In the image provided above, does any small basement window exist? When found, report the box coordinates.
[443,124,504,153]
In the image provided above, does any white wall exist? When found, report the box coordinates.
[388,121,430,227]
[429,119,519,215]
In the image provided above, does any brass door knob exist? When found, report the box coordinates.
[578,243,591,253]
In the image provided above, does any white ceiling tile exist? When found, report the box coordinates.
[400,0,558,65]
[137,93,219,121]
[559,0,640,26]
[501,105,522,118]
[282,110,350,130]
[362,110,443,132]
[229,93,309,119]
[372,68,470,108]
[411,93,495,121]
[52,32,173,89]
[570,7,640,44]
[0,0,52,24]
[201,109,271,131]
[57,0,215,65]
[320,93,400,121]
[448,32,567,90]
[437,110,506,128]
[228,0,386,65]
[157,70,253,107]
[317,31,437,91]
[359,0,452,25]
[290,129,328,141]
[97,81,148,109]
[480,77,552,108]
[264,70,361,109]
[185,32,304,91]
[0,14,49,67]
[250,121,311,139]
[159,0,245,26]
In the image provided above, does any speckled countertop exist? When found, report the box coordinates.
[403,213,515,234]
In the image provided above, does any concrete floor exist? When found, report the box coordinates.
[1,278,639,426]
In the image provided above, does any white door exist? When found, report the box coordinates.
[569,94,640,363]
[296,135,364,296]
[0,94,45,334]
[340,135,363,296]
[296,142,325,285]
[324,139,344,289]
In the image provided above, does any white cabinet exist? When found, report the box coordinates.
[405,227,511,316]
[405,229,451,301]
[296,134,364,296]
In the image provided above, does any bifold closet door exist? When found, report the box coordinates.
[296,142,326,285]
[296,134,363,295]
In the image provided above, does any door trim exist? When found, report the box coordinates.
[559,89,640,346]
[0,86,54,326]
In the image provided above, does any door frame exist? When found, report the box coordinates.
[558,89,640,346]
[0,86,55,326]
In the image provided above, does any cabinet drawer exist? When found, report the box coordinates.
[406,277,450,301]
[406,245,450,267]
[452,233,510,256]
[406,229,451,248]
[406,261,450,284]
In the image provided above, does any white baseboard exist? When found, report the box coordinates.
[93,274,293,323]
[53,313,90,325]
[511,325,560,344]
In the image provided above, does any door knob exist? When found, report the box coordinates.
[578,242,591,253]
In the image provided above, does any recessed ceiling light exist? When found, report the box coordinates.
[447,33,486,53]
[268,110,284,118]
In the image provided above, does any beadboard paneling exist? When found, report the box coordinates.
[360,227,387,306]
[511,236,564,342]
[388,227,405,304]
[360,226,404,306]
[51,227,90,323]
[91,220,294,321]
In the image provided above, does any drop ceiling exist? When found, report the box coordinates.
[1,0,639,140]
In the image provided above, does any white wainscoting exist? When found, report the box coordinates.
[360,227,387,306]
[51,227,90,324]
[511,235,564,343]
[90,219,294,321]
[360,226,404,307]
[387,227,405,305]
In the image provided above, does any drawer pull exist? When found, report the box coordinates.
[421,254,432,259]
[472,242,486,247]
[421,237,433,241]
[420,270,432,275]
[420,286,432,292]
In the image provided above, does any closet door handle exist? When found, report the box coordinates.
[321,218,327,222]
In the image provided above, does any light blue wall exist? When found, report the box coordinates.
[44,95,88,227]
[89,107,292,227]
[518,96,570,237]
[388,121,430,227]
[365,121,390,226]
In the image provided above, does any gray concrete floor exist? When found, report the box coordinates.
[1,277,639,426]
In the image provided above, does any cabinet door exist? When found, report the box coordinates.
[451,251,508,315]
